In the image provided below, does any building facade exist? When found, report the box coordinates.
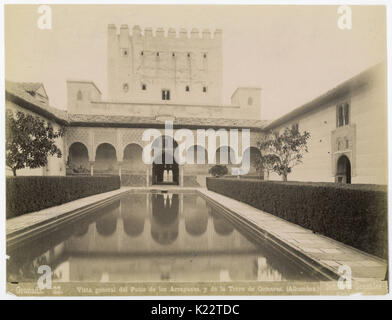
[5,25,388,186]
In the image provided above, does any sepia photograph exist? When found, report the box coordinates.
[1,1,390,301]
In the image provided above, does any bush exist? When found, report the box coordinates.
[6,176,121,219]
[207,178,388,258]
[208,165,228,177]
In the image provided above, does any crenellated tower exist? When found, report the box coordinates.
[107,24,223,105]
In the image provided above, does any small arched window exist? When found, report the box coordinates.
[248,97,253,106]
[123,83,129,92]
[77,90,83,101]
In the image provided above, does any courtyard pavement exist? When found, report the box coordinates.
[199,189,388,281]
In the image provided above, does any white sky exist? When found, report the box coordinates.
[4,4,386,120]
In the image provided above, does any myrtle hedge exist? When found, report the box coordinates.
[207,177,388,258]
[6,176,121,219]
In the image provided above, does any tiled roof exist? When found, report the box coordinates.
[5,81,68,124]
[68,113,269,129]
[6,80,269,129]
[17,82,43,93]
[264,62,385,130]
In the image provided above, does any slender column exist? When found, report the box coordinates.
[118,161,123,181]
[179,166,184,186]
[89,161,95,176]
[146,168,149,187]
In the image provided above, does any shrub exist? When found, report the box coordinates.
[6,175,121,219]
[208,165,228,177]
[207,178,388,258]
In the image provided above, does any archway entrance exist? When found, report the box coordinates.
[336,155,351,184]
[153,152,179,185]
[152,136,179,185]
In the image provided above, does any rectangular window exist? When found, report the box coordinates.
[162,90,170,100]
[121,48,129,56]
[203,86,207,93]
[141,84,146,91]
[337,102,350,127]
[344,103,349,125]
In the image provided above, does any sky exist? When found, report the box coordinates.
[4,4,386,120]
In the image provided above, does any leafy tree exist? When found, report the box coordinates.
[6,110,65,176]
[257,126,310,182]
[209,164,228,177]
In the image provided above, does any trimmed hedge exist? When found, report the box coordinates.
[6,176,121,219]
[207,177,388,258]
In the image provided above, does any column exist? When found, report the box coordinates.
[146,168,149,187]
[118,161,123,182]
[179,166,184,186]
[89,161,95,176]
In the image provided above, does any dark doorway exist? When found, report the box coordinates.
[153,151,179,185]
[151,136,179,185]
[336,155,351,184]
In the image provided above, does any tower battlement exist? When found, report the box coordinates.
[107,24,223,105]
[108,24,222,41]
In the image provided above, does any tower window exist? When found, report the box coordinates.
[187,53,191,58]
[248,97,253,106]
[123,83,129,93]
[162,90,170,100]
[141,84,147,91]
[121,48,128,56]
[141,51,144,56]
[202,86,207,93]
[203,53,207,58]
[291,123,299,132]
[185,86,190,92]
[157,52,160,57]
[172,53,175,57]
[77,90,83,101]
[337,102,350,127]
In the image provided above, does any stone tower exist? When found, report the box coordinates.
[107,24,223,105]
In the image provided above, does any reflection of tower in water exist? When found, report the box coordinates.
[151,194,179,245]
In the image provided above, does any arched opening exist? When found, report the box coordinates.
[67,142,89,175]
[242,147,262,175]
[95,143,117,175]
[123,144,144,173]
[215,146,236,165]
[336,155,351,184]
[152,136,179,185]
[186,145,208,165]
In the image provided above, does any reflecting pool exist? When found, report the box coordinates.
[7,192,325,283]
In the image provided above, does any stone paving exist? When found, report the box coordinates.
[198,189,388,281]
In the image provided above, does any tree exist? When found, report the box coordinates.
[6,110,65,176]
[257,126,310,182]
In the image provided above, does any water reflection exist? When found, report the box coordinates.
[184,195,208,236]
[7,192,324,283]
[122,195,145,237]
[210,207,234,236]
